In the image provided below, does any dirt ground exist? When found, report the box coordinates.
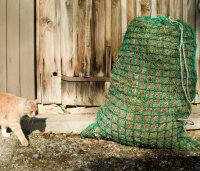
[5,130,200,171]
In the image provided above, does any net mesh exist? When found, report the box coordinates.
[81,16,197,150]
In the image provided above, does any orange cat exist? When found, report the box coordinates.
[0,92,38,146]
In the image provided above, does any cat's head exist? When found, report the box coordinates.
[24,99,38,117]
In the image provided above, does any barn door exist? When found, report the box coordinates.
[37,0,122,105]
[0,0,35,99]
[37,0,200,105]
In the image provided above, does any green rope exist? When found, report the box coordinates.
[81,16,197,150]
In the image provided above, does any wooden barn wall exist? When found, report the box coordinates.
[36,0,200,105]
[0,0,35,99]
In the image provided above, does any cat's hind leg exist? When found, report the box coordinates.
[1,126,10,137]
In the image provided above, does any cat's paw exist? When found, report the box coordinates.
[21,139,29,146]
[2,132,10,138]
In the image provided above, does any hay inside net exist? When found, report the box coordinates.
[81,16,197,150]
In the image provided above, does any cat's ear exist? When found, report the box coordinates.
[25,100,31,108]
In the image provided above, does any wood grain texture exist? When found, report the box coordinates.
[170,0,183,20]
[39,0,61,104]
[92,0,106,77]
[111,0,122,66]
[157,0,169,17]
[62,81,106,106]
[36,0,42,102]
[0,0,7,93]
[106,0,112,46]
[195,0,200,103]
[141,0,151,16]
[183,0,196,31]
[20,0,35,99]
[136,0,142,16]
[121,0,127,39]
[106,0,112,77]
[77,0,86,77]
[72,0,87,77]
[7,0,20,96]
[60,0,73,77]
[151,0,157,17]
[85,0,92,77]
[127,0,136,25]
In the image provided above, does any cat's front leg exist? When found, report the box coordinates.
[9,122,29,146]
[1,126,10,137]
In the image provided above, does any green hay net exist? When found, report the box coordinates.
[81,16,197,150]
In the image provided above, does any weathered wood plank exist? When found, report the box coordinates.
[36,0,42,102]
[39,0,61,104]
[106,46,111,77]
[183,0,196,31]
[92,0,106,77]
[60,0,73,77]
[121,0,127,39]
[136,0,142,16]
[0,0,7,93]
[7,0,20,96]
[77,0,86,77]
[106,0,112,77]
[85,0,92,77]
[151,0,157,17]
[72,0,79,77]
[106,0,112,47]
[195,0,200,103]
[170,0,183,20]
[20,0,35,99]
[157,0,169,17]
[127,0,136,25]
[72,0,87,77]
[141,0,151,16]
[111,0,122,66]
[62,81,106,106]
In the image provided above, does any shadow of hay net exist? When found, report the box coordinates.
[81,16,197,150]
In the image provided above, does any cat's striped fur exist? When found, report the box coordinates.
[0,93,37,146]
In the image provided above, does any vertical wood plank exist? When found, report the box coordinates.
[106,0,112,47]
[136,0,142,16]
[121,0,127,39]
[72,0,79,76]
[151,0,157,17]
[111,0,122,65]
[170,0,183,20]
[73,0,87,77]
[141,0,151,16]
[93,0,106,77]
[85,0,92,77]
[0,0,7,93]
[157,0,169,17]
[183,0,196,31]
[106,0,112,77]
[195,0,200,103]
[36,0,42,102]
[7,0,20,96]
[78,0,86,77]
[127,0,136,25]
[60,0,73,77]
[39,0,61,104]
[20,0,35,99]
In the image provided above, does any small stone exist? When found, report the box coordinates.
[33,154,39,159]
